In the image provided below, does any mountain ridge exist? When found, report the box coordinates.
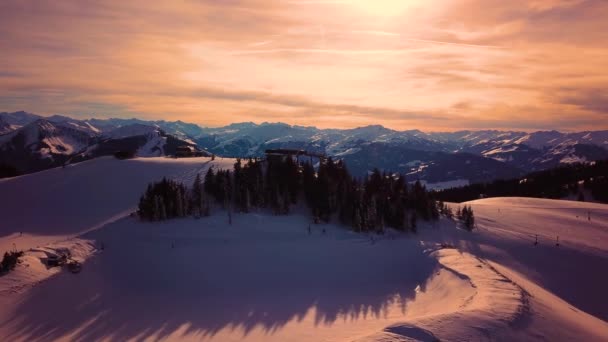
[6,111,608,137]
[2,111,608,183]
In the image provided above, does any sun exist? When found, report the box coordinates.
[348,0,422,17]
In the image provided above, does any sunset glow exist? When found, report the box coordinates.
[348,0,422,17]
[1,0,607,130]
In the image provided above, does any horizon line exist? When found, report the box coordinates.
[1,110,605,135]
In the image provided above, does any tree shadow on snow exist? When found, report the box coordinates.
[1,220,438,341]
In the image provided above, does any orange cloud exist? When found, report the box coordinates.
[0,0,607,131]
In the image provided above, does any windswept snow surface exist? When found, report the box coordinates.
[459,197,608,321]
[0,156,234,253]
[0,156,607,341]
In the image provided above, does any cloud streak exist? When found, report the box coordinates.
[0,0,607,131]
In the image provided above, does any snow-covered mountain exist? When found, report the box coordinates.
[0,113,205,175]
[445,130,608,172]
[0,111,42,129]
[190,122,608,181]
[0,117,13,135]
[335,143,525,183]
[0,119,96,173]
[1,111,607,182]
[194,123,446,157]
[427,129,608,150]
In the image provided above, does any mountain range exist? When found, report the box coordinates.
[2,111,608,186]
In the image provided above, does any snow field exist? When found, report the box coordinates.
[0,158,606,341]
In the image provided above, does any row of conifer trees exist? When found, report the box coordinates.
[138,156,472,232]
[435,160,608,204]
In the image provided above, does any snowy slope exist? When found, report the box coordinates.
[0,215,444,342]
[100,124,170,157]
[460,197,608,320]
[350,198,608,341]
[0,197,605,341]
[0,156,234,253]
[0,156,607,340]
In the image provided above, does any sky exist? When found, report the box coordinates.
[1,0,607,131]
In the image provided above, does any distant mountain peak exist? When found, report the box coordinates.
[2,110,608,182]
[352,124,390,131]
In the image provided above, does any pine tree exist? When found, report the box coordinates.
[367,197,377,231]
[410,212,417,233]
[461,205,475,231]
[136,150,447,234]
[159,196,167,220]
[445,205,454,219]
[175,187,184,217]
[468,206,475,230]
[204,167,215,197]
[192,173,203,215]
[353,207,362,232]
[153,195,161,221]
[233,158,243,211]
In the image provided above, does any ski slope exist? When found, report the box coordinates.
[0,157,607,341]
